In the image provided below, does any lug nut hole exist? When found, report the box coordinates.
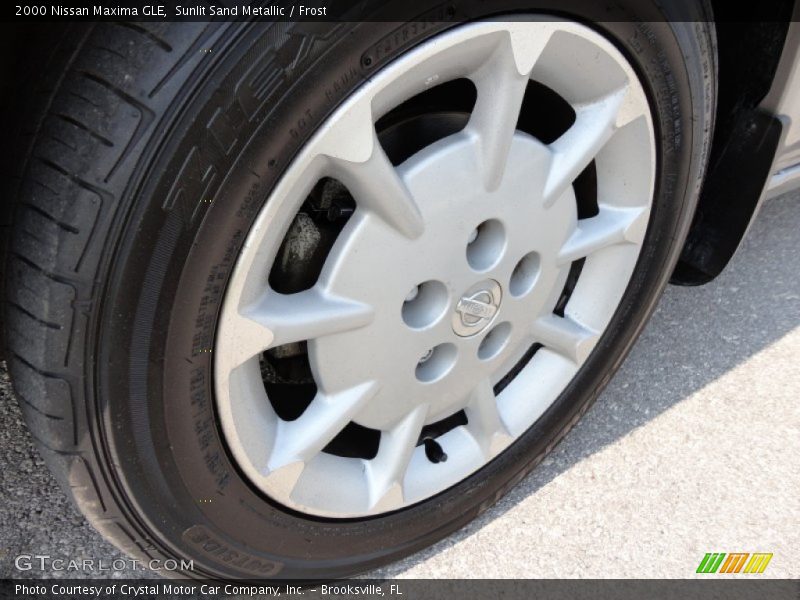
[416,343,457,383]
[509,251,541,297]
[402,280,448,329]
[467,219,506,272]
[478,322,512,361]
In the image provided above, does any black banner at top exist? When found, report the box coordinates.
[3,0,799,23]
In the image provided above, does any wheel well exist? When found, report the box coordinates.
[672,6,793,284]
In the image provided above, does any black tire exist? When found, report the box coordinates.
[3,7,715,580]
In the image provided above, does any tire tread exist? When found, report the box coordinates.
[3,22,204,573]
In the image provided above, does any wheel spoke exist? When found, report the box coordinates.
[332,133,425,238]
[530,314,598,364]
[221,288,374,370]
[315,97,424,238]
[557,205,649,265]
[468,41,532,191]
[366,404,428,511]
[266,381,379,485]
[216,310,277,374]
[543,86,629,207]
[465,378,513,459]
[252,287,374,349]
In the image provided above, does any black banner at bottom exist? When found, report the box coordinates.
[1,579,798,600]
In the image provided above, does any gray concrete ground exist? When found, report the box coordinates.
[1,192,798,579]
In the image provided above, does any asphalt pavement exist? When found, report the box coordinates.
[1,192,798,579]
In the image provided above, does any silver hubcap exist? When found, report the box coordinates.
[215,18,655,517]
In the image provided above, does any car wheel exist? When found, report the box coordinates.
[5,7,714,579]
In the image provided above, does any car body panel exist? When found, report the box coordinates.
[763,21,800,198]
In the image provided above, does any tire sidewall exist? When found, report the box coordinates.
[98,13,712,579]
